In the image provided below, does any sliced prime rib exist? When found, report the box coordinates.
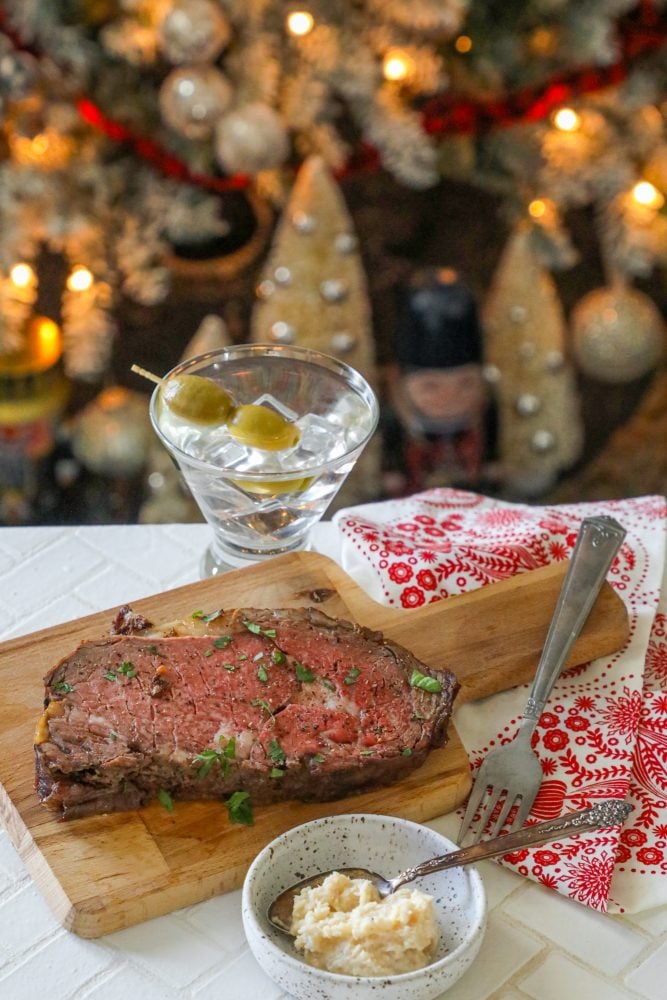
[35,606,459,820]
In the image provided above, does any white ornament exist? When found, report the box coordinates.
[572,286,664,383]
[159,66,232,140]
[159,0,231,65]
[215,103,289,174]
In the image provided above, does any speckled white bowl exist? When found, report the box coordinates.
[242,813,486,1000]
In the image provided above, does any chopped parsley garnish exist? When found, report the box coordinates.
[409,669,442,694]
[295,662,316,683]
[104,671,117,682]
[53,681,74,694]
[118,661,137,678]
[311,752,325,764]
[270,768,284,779]
[401,748,413,757]
[109,731,118,742]
[201,609,222,624]
[193,737,236,779]
[243,620,277,639]
[223,662,236,671]
[322,678,336,691]
[272,648,286,665]
[251,698,274,719]
[268,738,286,765]
[146,644,158,655]
[344,667,361,685]
[238,654,248,661]
[257,665,269,683]
[226,790,253,825]
[191,610,204,619]
[204,649,214,658]
[157,789,174,812]
[360,749,375,756]
[214,636,233,649]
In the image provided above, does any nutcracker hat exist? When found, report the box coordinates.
[394,267,483,370]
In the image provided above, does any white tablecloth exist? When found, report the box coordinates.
[0,523,665,1000]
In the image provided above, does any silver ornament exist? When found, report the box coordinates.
[510,305,528,323]
[159,66,232,140]
[330,331,357,354]
[571,286,664,383]
[158,0,231,65]
[274,266,292,286]
[215,103,289,174]
[516,393,542,417]
[256,280,276,300]
[482,364,502,384]
[335,233,357,254]
[291,211,316,234]
[269,321,296,344]
[531,429,557,453]
[320,279,348,304]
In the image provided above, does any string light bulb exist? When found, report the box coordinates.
[528,199,548,219]
[454,35,473,54]
[286,10,314,36]
[382,49,414,82]
[553,107,581,132]
[632,180,664,210]
[67,265,94,293]
[9,263,36,289]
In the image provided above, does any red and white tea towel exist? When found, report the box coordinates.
[329,489,667,914]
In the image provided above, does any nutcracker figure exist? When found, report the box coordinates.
[387,267,488,494]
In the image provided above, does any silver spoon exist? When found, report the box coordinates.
[268,799,631,934]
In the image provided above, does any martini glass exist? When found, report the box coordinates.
[149,344,379,577]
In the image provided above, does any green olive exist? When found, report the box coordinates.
[228,404,300,451]
[161,375,235,426]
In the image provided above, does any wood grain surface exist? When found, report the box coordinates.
[0,551,629,937]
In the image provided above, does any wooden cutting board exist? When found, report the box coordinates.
[0,551,629,938]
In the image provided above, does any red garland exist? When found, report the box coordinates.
[3,7,666,192]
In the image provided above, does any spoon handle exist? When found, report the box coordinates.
[389,800,632,892]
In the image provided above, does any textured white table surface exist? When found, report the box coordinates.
[0,523,666,1000]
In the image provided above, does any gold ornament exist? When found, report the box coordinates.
[70,387,152,477]
[158,0,231,65]
[483,221,583,497]
[159,66,233,141]
[571,286,664,383]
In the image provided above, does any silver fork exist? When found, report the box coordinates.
[458,515,626,845]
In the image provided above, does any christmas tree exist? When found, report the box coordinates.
[0,1,665,511]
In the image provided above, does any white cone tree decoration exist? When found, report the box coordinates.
[251,155,380,504]
[483,222,584,497]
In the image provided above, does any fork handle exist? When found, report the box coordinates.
[520,515,626,733]
[389,800,632,891]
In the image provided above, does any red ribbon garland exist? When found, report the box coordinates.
[3,8,666,193]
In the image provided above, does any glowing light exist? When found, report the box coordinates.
[632,180,664,210]
[9,263,36,289]
[30,316,62,369]
[383,49,414,82]
[553,108,581,132]
[528,199,547,219]
[286,10,314,36]
[67,265,94,293]
[455,35,473,54]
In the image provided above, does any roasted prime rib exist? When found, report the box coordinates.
[35,606,458,820]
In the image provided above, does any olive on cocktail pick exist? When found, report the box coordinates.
[228,403,301,451]
[131,364,235,426]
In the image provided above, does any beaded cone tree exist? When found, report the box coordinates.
[251,155,381,504]
[483,221,584,498]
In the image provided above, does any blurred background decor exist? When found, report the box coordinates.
[0,1,665,525]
